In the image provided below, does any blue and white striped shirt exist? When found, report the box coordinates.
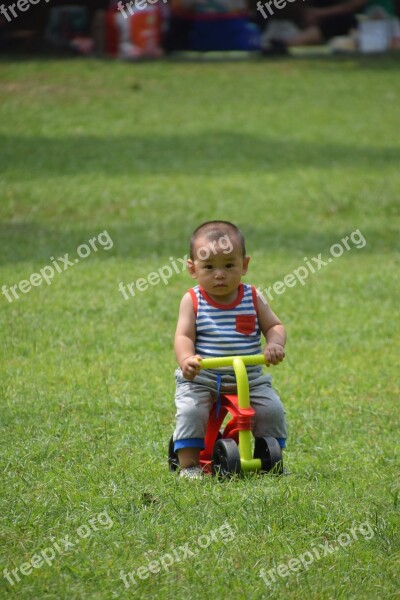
[189,283,262,372]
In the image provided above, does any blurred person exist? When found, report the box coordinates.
[260,0,395,53]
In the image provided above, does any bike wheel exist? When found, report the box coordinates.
[168,435,179,472]
[212,439,241,478]
[254,436,283,474]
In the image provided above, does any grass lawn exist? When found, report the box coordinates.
[0,54,399,599]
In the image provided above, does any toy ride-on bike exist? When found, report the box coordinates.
[168,354,283,478]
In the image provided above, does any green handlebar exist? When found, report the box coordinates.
[199,354,267,370]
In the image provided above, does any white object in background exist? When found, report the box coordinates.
[115,11,135,58]
[357,16,392,53]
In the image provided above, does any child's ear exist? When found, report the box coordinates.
[187,259,197,279]
[242,256,250,275]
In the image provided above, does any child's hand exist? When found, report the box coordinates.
[180,355,202,380]
[264,344,285,365]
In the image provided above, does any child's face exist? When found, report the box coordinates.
[187,234,249,303]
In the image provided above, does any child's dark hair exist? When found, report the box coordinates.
[190,220,246,260]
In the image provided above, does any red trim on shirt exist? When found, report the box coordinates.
[188,288,198,316]
[198,283,245,310]
[251,285,259,317]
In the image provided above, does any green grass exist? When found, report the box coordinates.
[0,54,399,599]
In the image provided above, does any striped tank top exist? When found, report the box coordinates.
[188,283,262,373]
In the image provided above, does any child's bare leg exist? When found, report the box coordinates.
[177,447,200,468]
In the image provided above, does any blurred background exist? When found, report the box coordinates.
[1,0,400,57]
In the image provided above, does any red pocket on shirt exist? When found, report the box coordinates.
[236,315,256,335]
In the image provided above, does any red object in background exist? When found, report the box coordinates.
[105,8,119,56]
[130,7,162,54]
[105,5,163,58]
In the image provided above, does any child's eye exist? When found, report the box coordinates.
[204,265,213,270]
[225,263,235,268]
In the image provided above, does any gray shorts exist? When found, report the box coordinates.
[173,367,287,451]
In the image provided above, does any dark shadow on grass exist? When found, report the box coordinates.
[0,221,394,266]
[166,52,400,70]
[0,132,398,179]
[0,52,399,70]
[285,53,400,70]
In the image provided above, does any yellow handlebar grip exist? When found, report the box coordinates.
[199,355,266,370]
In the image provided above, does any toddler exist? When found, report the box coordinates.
[173,220,287,478]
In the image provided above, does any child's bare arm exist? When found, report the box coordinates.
[256,290,286,365]
[174,293,201,380]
